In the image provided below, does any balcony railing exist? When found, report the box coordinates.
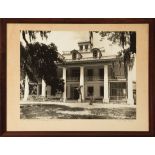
[67,76,104,81]
[67,77,80,81]
[85,76,104,81]
[110,96,127,101]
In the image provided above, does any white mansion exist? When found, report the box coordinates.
[39,39,136,105]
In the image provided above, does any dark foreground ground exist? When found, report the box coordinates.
[20,104,136,119]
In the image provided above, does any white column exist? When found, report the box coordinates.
[37,84,39,96]
[42,79,46,97]
[79,66,84,102]
[103,65,109,103]
[23,74,29,101]
[63,67,67,102]
[127,66,134,105]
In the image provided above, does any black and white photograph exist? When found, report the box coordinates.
[20,30,136,119]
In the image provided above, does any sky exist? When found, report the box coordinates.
[47,31,89,52]
[20,31,123,54]
[21,31,89,52]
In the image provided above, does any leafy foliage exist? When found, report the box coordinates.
[20,42,64,95]
[99,31,136,52]
[97,31,136,77]
[21,30,51,45]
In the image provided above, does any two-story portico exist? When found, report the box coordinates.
[41,41,135,105]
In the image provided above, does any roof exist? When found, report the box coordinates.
[57,55,118,66]
[78,41,90,45]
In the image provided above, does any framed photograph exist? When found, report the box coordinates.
[0,18,155,136]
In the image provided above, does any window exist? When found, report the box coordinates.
[87,69,93,77]
[99,68,104,79]
[71,69,80,77]
[100,86,104,96]
[87,87,94,96]
[110,82,127,100]
[85,45,88,50]
[93,50,98,58]
[87,69,93,81]
[72,52,76,60]
[80,45,83,50]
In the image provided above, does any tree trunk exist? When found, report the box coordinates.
[23,74,29,101]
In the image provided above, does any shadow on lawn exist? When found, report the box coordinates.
[20,104,136,119]
[20,104,85,119]
[90,107,136,119]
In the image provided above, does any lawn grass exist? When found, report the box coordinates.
[20,104,136,119]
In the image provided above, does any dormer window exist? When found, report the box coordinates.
[85,45,88,50]
[72,52,76,60]
[80,45,83,51]
[91,48,102,59]
[93,50,98,58]
[71,49,82,60]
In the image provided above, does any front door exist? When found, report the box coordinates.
[70,86,79,100]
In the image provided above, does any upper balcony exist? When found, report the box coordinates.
[85,76,104,81]
[66,76,104,82]
[67,77,80,82]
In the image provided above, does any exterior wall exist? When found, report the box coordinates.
[84,66,104,77]
[84,82,104,99]
[66,81,104,100]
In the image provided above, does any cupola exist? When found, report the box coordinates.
[78,41,91,52]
